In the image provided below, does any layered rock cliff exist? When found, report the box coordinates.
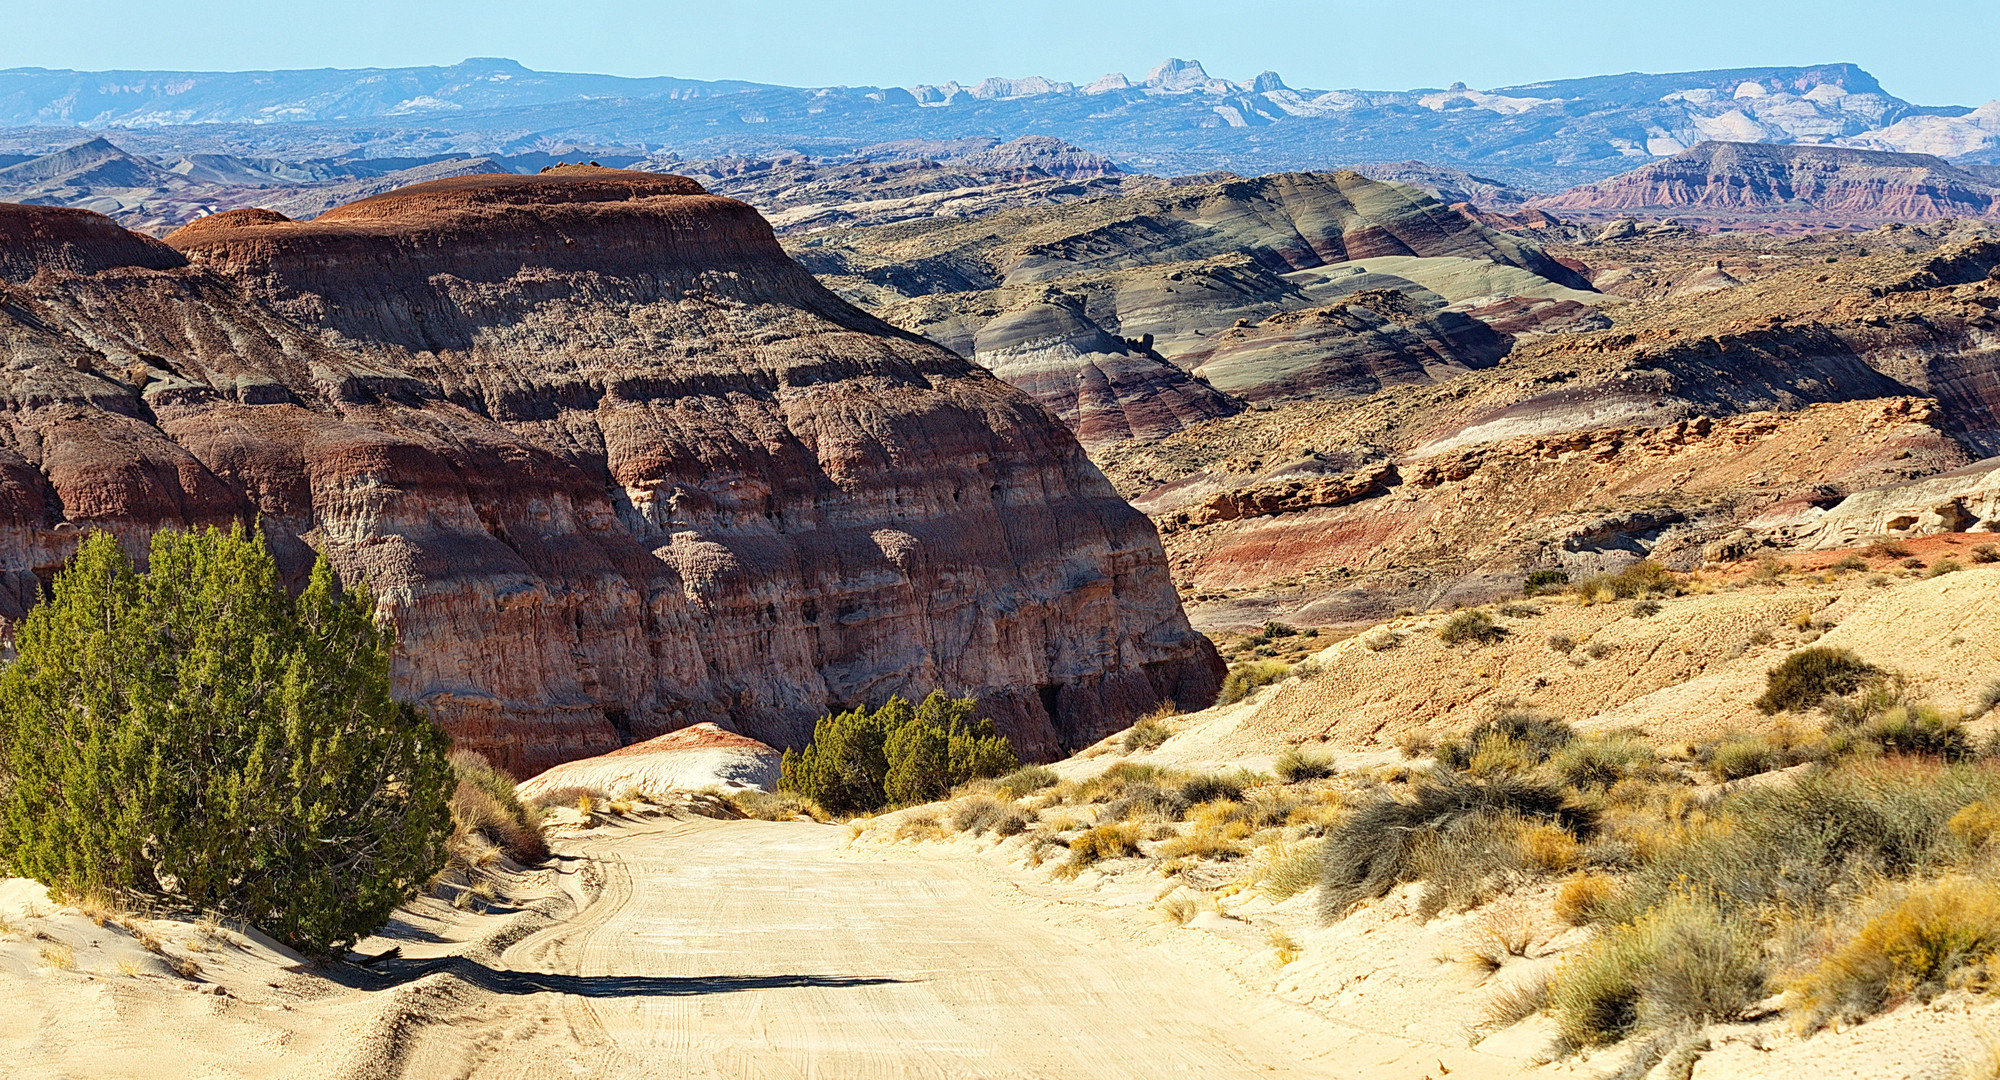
[0,169,1221,773]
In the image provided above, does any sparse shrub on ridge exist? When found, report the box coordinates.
[996,764,1059,797]
[1123,710,1176,753]
[1575,560,1680,604]
[1433,712,1576,773]
[1754,646,1881,714]
[1274,745,1336,782]
[1437,610,1504,646]
[1973,543,2000,565]
[1218,660,1292,705]
[0,528,452,955]
[1523,569,1570,597]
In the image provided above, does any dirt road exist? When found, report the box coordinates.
[451,817,1365,1079]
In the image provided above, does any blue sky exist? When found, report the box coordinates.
[7,1,1997,105]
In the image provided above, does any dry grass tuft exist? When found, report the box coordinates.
[1555,873,1620,926]
[38,941,75,970]
[893,814,949,842]
[1267,928,1302,965]
[1485,970,1551,1027]
[1058,822,1144,877]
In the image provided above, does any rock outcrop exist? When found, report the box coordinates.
[0,169,1220,773]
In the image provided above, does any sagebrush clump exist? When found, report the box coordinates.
[0,528,451,954]
[1437,610,1504,646]
[1754,646,1881,714]
[1218,660,1292,705]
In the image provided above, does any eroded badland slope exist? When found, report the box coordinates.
[0,169,1219,773]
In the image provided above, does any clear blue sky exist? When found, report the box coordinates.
[7,1,1996,106]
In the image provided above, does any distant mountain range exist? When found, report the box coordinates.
[1,58,1996,187]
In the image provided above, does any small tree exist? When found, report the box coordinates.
[782,690,1017,814]
[0,527,451,954]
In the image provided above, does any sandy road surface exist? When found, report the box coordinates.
[451,817,1371,1079]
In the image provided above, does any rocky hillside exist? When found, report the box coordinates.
[792,170,1588,447]
[0,169,1221,772]
[1092,234,2000,629]
[1533,141,2000,227]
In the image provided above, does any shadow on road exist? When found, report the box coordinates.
[341,953,908,998]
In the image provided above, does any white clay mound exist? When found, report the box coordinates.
[517,722,781,800]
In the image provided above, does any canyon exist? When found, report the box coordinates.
[0,168,1220,774]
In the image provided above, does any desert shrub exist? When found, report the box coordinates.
[1523,569,1570,596]
[1123,714,1175,753]
[1950,799,2000,849]
[1486,971,1552,1027]
[1546,633,1577,655]
[1434,711,1576,773]
[449,751,548,864]
[780,691,1016,814]
[0,529,452,955]
[1630,599,1662,618]
[1179,769,1262,805]
[1576,561,1680,603]
[1608,760,2000,925]
[1262,621,1298,638]
[1157,820,1247,861]
[1754,647,1881,714]
[1437,610,1504,646]
[1927,558,1965,577]
[1584,640,1612,660]
[1864,539,1912,559]
[1832,554,1869,572]
[1360,628,1402,651]
[727,789,827,822]
[1548,897,1764,1050]
[1789,877,2000,1029]
[1319,772,1592,921]
[1850,704,1972,761]
[1101,780,1189,823]
[950,796,1029,837]
[1555,873,1619,925]
[1498,602,1542,618]
[1065,822,1143,871]
[1548,731,1658,791]
[1257,842,1326,901]
[1274,745,1337,782]
[996,764,1059,796]
[1973,543,2000,564]
[1218,660,1292,705]
[526,783,610,810]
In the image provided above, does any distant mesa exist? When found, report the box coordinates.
[1533,141,2000,225]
